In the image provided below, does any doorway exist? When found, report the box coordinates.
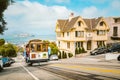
[87,41,91,50]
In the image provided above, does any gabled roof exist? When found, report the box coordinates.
[84,17,102,30]
[63,16,79,32]
[57,16,104,32]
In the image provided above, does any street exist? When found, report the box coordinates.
[0,54,120,80]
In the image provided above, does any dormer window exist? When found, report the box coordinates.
[114,19,118,23]
[78,21,81,26]
[100,22,104,26]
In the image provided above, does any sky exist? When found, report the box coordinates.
[2,0,120,36]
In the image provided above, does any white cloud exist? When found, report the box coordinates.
[111,0,120,9]
[45,0,70,3]
[55,0,70,3]
[4,0,73,35]
[80,6,107,18]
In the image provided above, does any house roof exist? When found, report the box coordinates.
[57,16,104,32]
[84,17,102,30]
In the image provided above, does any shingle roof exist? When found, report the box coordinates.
[57,16,103,32]
[83,17,102,30]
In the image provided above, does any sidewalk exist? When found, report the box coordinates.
[57,56,120,66]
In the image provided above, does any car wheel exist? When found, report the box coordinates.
[29,63,33,66]
[117,55,120,61]
[0,66,2,72]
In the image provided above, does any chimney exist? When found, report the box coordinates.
[69,13,74,22]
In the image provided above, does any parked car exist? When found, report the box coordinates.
[49,54,59,60]
[0,56,3,71]
[90,47,108,55]
[9,58,15,64]
[2,57,11,67]
[107,44,120,53]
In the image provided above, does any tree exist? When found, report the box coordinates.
[0,0,14,34]
[0,43,17,57]
[0,39,5,46]
[49,42,59,55]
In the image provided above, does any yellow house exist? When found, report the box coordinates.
[55,13,109,56]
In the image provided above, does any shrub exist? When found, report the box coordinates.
[68,53,73,58]
[49,42,59,55]
[75,48,79,54]
[64,52,67,59]
[81,47,87,53]
[0,43,17,57]
[58,51,61,59]
[79,47,82,54]
[62,51,64,59]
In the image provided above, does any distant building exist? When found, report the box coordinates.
[55,13,109,56]
[105,17,120,43]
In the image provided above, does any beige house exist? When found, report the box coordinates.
[105,17,120,43]
[55,13,109,56]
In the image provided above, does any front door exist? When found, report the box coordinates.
[87,41,91,50]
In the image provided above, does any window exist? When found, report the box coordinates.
[114,19,118,23]
[97,30,106,35]
[58,41,60,47]
[97,41,105,47]
[42,44,47,51]
[75,31,78,37]
[37,44,41,51]
[113,27,118,36]
[75,31,84,37]
[67,32,69,36]
[75,42,83,48]
[100,22,104,26]
[67,42,70,49]
[63,32,64,37]
[31,44,35,52]
[78,21,81,26]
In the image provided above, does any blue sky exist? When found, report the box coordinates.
[1,0,120,36]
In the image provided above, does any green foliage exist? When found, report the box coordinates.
[62,51,67,59]
[75,48,79,54]
[68,53,73,58]
[78,47,82,54]
[63,52,67,59]
[49,42,59,55]
[75,47,87,54]
[43,40,50,44]
[81,47,86,53]
[0,0,14,34]
[0,43,17,57]
[58,51,61,59]
[0,39,5,46]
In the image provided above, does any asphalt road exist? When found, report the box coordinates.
[0,54,120,80]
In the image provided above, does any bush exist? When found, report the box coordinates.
[49,42,59,55]
[62,51,64,59]
[0,43,17,57]
[75,48,79,54]
[79,47,82,54]
[58,51,61,59]
[63,52,67,59]
[68,53,73,58]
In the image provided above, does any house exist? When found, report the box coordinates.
[105,17,120,43]
[55,13,109,56]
